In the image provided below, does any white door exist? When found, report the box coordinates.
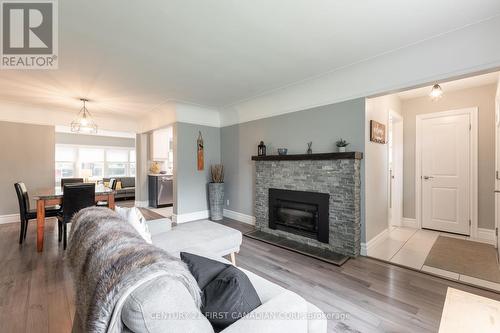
[388,111,403,227]
[421,113,470,235]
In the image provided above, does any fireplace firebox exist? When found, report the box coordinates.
[269,188,329,243]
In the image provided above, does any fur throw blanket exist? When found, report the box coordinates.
[66,207,201,333]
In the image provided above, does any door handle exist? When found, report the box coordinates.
[423,176,434,180]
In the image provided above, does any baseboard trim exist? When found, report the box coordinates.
[360,228,390,256]
[0,214,20,225]
[223,209,256,225]
[134,200,149,208]
[172,210,209,224]
[471,228,496,245]
[402,218,418,228]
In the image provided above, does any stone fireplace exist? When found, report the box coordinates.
[269,188,330,243]
[252,152,362,257]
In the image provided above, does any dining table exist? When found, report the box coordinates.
[32,185,116,252]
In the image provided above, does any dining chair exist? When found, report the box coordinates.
[96,178,116,207]
[14,182,61,244]
[58,183,95,249]
[60,178,84,189]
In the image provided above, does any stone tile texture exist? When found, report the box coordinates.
[255,159,361,256]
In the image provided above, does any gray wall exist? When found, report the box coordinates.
[220,99,366,238]
[135,133,149,204]
[175,122,221,215]
[0,121,55,215]
[55,132,135,147]
[402,84,497,229]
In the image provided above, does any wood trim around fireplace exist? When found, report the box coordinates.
[251,151,363,161]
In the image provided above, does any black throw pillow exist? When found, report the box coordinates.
[201,265,262,329]
[180,252,262,330]
[180,252,229,289]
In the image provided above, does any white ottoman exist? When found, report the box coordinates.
[149,219,243,263]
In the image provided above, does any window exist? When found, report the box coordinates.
[55,145,136,185]
[80,148,104,179]
[55,162,74,180]
[55,147,76,183]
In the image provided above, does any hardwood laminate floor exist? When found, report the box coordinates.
[1,218,499,333]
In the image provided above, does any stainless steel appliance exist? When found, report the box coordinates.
[148,175,173,208]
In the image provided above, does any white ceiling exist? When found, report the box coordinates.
[397,71,500,100]
[0,0,499,120]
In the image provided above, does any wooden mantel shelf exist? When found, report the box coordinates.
[251,152,363,161]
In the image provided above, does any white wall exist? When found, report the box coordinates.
[0,102,139,133]
[364,95,402,242]
[221,16,500,127]
[139,102,220,133]
[497,74,500,99]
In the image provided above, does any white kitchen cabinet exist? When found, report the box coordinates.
[152,127,172,161]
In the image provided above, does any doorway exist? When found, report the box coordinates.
[388,110,403,229]
[495,96,500,261]
[416,108,478,235]
[366,72,500,292]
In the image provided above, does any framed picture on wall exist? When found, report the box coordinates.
[370,120,386,144]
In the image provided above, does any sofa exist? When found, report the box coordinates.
[116,217,327,333]
[104,177,135,200]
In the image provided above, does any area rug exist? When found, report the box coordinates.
[244,230,349,266]
[424,236,500,283]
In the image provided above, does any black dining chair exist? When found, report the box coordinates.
[57,183,95,249]
[14,182,61,244]
[60,178,84,189]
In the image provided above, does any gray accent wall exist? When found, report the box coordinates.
[135,133,149,204]
[402,84,497,230]
[175,122,221,215]
[55,132,135,147]
[221,99,366,239]
[0,121,55,215]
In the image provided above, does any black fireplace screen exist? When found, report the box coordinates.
[269,188,329,243]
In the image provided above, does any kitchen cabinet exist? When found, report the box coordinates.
[152,128,169,160]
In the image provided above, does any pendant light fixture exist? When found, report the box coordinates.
[429,84,443,100]
[71,98,98,133]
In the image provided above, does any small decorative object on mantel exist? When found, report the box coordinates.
[370,120,386,144]
[197,131,204,171]
[208,164,224,221]
[335,138,349,152]
[306,142,313,154]
[258,141,266,156]
[277,148,288,155]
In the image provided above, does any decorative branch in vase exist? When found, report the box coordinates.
[208,164,224,221]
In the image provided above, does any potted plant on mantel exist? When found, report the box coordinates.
[208,164,224,221]
[336,138,349,153]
